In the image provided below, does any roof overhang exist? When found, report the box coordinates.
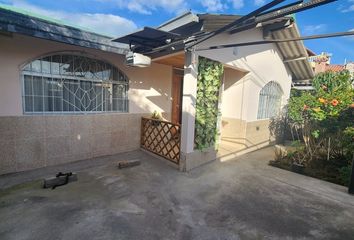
[270,23,315,87]
[113,27,181,53]
[158,12,199,32]
[153,51,185,68]
[0,6,128,55]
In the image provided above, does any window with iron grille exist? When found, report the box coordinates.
[21,53,129,114]
[257,81,283,119]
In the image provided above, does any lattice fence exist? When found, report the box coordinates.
[141,117,181,164]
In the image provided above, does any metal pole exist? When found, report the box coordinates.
[229,0,337,34]
[186,0,287,49]
[348,153,354,195]
[195,31,354,51]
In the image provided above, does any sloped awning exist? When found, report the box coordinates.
[271,24,315,87]
[113,27,181,53]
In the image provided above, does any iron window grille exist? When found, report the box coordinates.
[257,81,283,119]
[21,53,129,114]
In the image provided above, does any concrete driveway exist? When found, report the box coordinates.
[1,147,354,240]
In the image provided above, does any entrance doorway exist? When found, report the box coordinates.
[171,69,183,124]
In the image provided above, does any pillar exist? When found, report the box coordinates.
[180,50,198,170]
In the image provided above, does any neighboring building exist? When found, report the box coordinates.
[345,62,354,77]
[308,52,332,74]
[326,64,345,72]
[308,51,353,75]
[0,6,314,174]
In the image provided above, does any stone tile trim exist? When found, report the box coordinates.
[0,113,145,175]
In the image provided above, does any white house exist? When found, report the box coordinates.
[0,6,314,174]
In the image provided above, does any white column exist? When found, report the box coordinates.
[180,50,198,155]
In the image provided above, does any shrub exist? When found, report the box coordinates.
[275,70,354,186]
[287,70,354,164]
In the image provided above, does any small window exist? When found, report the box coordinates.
[22,53,129,114]
[257,81,283,119]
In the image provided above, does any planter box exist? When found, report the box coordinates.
[291,163,305,174]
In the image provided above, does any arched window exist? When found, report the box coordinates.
[21,53,129,114]
[257,81,283,119]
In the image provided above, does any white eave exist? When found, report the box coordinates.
[271,23,315,86]
[158,12,199,32]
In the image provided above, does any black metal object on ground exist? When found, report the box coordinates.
[43,172,78,189]
[349,155,354,195]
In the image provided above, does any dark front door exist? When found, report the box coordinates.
[171,71,183,124]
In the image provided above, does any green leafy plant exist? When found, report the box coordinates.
[151,110,162,120]
[274,70,354,186]
[194,57,224,150]
[287,70,354,163]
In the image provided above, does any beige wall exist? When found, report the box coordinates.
[220,118,273,145]
[198,28,292,122]
[210,29,291,149]
[0,33,174,174]
[244,119,274,147]
[181,28,292,170]
[221,117,247,146]
[220,67,276,149]
[0,33,173,117]
[0,29,291,173]
[221,68,247,120]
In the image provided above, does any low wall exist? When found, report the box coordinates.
[0,113,144,175]
[221,118,273,148]
[180,118,274,171]
[221,117,247,146]
[180,147,217,171]
[244,119,274,147]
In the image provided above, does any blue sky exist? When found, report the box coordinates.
[1,0,353,64]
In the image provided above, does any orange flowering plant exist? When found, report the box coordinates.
[287,70,354,166]
[318,98,326,104]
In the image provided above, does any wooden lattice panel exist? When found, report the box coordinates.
[141,117,181,164]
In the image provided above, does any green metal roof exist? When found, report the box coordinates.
[0,3,109,37]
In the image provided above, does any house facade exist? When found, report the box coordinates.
[308,51,354,76]
[0,7,313,174]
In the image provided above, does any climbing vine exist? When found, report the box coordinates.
[195,57,224,150]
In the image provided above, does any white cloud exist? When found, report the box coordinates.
[254,0,266,7]
[341,0,354,12]
[199,0,244,12]
[9,0,137,37]
[230,0,244,9]
[303,24,327,35]
[200,0,227,12]
[348,28,354,41]
[98,0,188,15]
[341,5,354,12]
[73,14,138,37]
